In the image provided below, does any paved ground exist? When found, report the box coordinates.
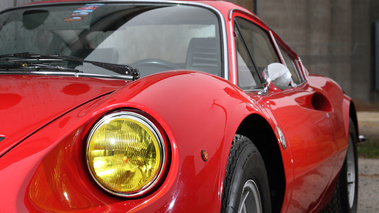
[358,158,379,213]
[357,112,379,213]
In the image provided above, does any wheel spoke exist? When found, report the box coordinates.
[241,191,250,206]
[238,180,263,213]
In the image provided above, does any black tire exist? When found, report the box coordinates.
[321,118,358,213]
[221,134,271,213]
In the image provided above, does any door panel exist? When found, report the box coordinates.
[253,85,337,212]
[233,12,338,211]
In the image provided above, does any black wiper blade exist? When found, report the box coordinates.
[0,60,81,73]
[0,52,140,80]
[0,52,82,73]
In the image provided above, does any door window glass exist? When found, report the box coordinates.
[235,17,280,74]
[277,41,302,84]
[235,24,262,89]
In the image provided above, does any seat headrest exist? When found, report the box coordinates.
[186,37,221,75]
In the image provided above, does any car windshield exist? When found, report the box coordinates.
[0,3,222,78]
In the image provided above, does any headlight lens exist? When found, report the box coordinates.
[86,111,165,197]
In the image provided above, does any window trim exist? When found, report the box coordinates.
[229,9,267,85]
[234,20,263,90]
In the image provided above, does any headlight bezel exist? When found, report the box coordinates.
[86,110,167,198]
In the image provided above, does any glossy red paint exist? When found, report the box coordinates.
[0,71,261,212]
[0,75,127,156]
[255,76,346,212]
[0,0,358,212]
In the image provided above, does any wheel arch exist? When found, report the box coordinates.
[235,113,285,213]
[349,101,359,138]
[343,95,359,141]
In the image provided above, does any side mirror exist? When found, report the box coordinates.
[262,63,292,91]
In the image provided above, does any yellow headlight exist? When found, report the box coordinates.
[86,111,165,197]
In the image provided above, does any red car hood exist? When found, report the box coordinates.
[0,75,127,155]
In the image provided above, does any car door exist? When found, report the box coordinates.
[232,13,338,212]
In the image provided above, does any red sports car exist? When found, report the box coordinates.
[0,0,363,212]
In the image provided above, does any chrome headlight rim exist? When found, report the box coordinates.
[86,110,166,198]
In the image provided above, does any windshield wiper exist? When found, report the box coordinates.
[0,52,140,80]
[0,60,82,73]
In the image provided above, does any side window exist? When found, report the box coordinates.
[234,17,280,89]
[235,24,262,90]
[277,41,302,84]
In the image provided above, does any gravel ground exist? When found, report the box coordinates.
[357,112,379,213]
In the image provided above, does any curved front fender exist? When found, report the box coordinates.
[1,71,270,212]
[96,71,266,212]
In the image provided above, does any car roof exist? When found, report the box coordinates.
[29,0,228,4]
[16,0,267,41]
[18,0,256,21]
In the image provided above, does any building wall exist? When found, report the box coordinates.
[0,0,15,9]
[227,0,376,104]
[256,0,374,104]
[350,0,372,103]
[1,0,378,104]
